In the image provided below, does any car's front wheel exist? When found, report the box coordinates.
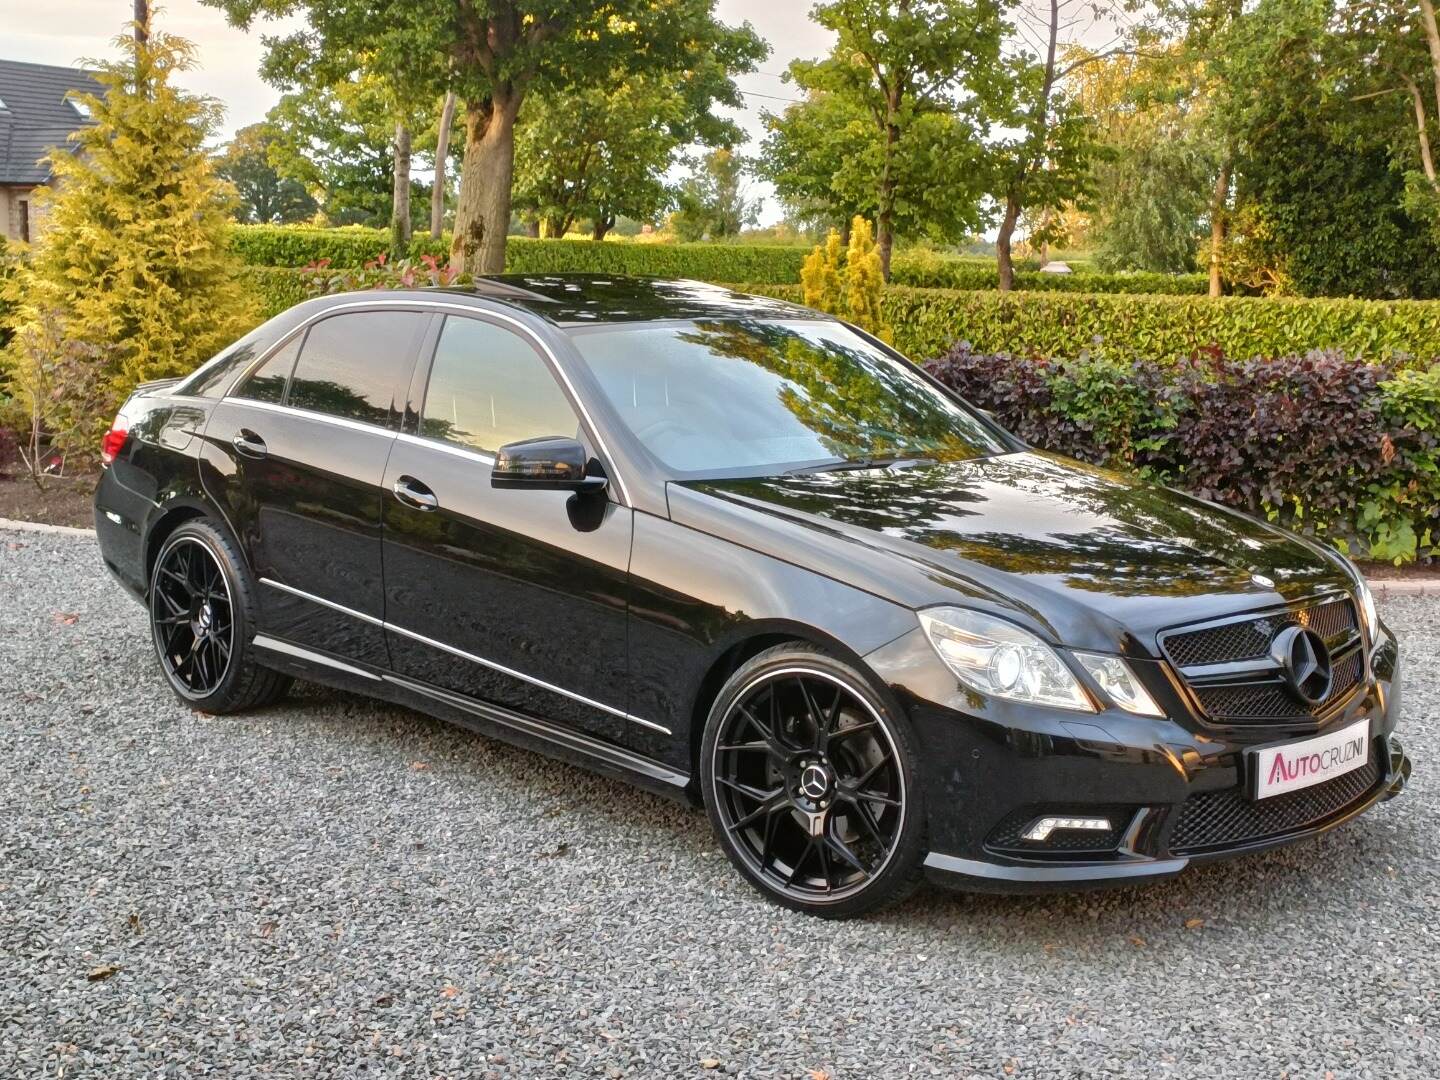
[700,644,926,918]
[148,519,291,713]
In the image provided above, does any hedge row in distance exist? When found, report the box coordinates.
[227,224,1206,293]
[744,284,1440,368]
[245,266,1440,369]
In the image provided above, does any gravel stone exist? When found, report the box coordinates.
[2,529,1436,1078]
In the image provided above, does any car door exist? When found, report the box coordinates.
[200,307,430,668]
[380,313,641,748]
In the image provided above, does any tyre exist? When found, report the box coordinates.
[700,643,926,918]
[148,518,292,713]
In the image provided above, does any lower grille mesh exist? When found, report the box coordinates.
[1168,754,1380,854]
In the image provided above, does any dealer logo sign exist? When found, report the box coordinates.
[1252,717,1371,800]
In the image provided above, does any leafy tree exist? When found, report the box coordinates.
[264,76,416,229]
[1214,0,1440,297]
[214,122,317,224]
[988,0,1110,290]
[2,20,255,449]
[670,149,763,241]
[1071,49,1216,273]
[790,1,1008,279]
[208,0,762,275]
[759,84,878,234]
[513,54,757,242]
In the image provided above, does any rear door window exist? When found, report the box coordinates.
[287,311,428,426]
[419,316,579,454]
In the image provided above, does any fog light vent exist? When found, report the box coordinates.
[1022,816,1113,843]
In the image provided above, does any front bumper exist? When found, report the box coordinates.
[865,624,1409,894]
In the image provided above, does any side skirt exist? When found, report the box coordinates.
[251,634,694,804]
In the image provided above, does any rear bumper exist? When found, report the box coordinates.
[93,468,149,603]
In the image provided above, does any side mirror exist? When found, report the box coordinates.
[492,436,608,494]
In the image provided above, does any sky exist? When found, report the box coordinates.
[1,0,834,224]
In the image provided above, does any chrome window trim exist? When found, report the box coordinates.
[257,577,668,735]
[220,299,632,506]
[394,430,496,466]
[226,396,395,438]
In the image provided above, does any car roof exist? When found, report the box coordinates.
[428,274,827,327]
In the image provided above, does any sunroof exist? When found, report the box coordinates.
[69,97,91,119]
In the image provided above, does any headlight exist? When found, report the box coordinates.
[1354,575,1379,646]
[918,607,1093,712]
[1073,653,1164,717]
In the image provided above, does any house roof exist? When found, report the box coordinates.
[0,59,102,185]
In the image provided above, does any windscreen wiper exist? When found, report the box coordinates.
[787,454,936,475]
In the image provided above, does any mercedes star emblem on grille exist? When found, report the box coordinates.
[1271,626,1334,705]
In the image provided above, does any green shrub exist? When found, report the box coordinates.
[231,226,451,269]
[741,284,1440,369]
[889,250,1207,294]
[926,343,1438,563]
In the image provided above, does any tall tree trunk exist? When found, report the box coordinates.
[451,93,521,276]
[431,91,456,239]
[591,214,614,242]
[1404,76,1438,189]
[390,122,412,261]
[1208,158,1231,298]
[996,193,1021,292]
[133,0,148,42]
[1420,0,1440,120]
[876,105,899,281]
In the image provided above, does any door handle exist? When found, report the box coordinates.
[393,475,439,512]
[232,429,267,459]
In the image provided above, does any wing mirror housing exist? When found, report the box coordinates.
[492,436,609,494]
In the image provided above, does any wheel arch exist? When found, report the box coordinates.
[685,620,897,781]
[142,499,227,596]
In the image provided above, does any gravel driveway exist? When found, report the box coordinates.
[1,528,1435,1079]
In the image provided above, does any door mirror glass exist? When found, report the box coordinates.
[492,436,607,494]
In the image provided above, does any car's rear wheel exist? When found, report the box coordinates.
[148,519,291,712]
[700,644,926,918]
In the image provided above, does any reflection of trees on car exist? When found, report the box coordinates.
[674,321,991,464]
[288,378,391,425]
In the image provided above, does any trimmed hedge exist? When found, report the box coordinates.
[227,224,1207,293]
[925,345,1440,562]
[249,264,1440,369]
[742,284,1440,369]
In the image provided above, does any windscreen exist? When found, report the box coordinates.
[569,319,1007,475]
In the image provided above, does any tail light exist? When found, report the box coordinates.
[100,412,131,466]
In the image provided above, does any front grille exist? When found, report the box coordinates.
[1161,595,1365,726]
[1168,753,1380,854]
[1193,647,1364,723]
[1163,596,1357,669]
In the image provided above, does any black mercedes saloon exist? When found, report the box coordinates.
[94,275,1410,917]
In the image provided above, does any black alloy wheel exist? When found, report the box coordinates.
[148,519,292,711]
[152,535,234,696]
[702,645,925,917]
